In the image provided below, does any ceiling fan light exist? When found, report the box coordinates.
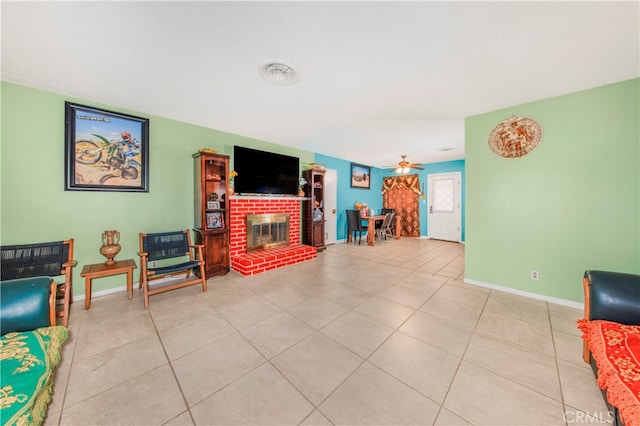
[403,167,410,173]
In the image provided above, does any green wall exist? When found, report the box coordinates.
[0,82,314,295]
[4,79,637,303]
[465,78,639,303]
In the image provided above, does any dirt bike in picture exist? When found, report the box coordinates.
[75,132,140,184]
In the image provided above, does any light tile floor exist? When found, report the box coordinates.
[45,238,608,425]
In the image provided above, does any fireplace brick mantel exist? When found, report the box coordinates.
[229,196,316,276]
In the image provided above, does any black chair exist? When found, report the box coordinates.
[346,210,368,245]
[138,230,206,308]
[1,239,76,327]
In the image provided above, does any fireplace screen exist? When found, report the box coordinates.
[246,213,290,252]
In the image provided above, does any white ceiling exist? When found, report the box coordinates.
[2,1,638,168]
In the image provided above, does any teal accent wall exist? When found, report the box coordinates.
[316,153,466,241]
[465,78,639,302]
[0,82,314,295]
[314,154,385,241]
[383,160,466,240]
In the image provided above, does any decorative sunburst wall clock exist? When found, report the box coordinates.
[488,116,543,158]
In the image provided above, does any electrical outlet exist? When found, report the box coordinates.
[530,270,539,280]
[150,260,158,268]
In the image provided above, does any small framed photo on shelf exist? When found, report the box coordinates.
[207,201,220,209]
[206,212,224,229]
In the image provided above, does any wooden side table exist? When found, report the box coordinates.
[80,258,137,309]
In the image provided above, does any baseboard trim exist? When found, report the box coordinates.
[73,284,126,302]
[75,261,578,311]
[463,278,583,310]
[421,235,465,244]
[72,276,181,303]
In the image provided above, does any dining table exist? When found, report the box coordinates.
[360,214,402,246]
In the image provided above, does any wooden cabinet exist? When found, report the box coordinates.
[193,151,230,277]
[193,230,229,277]
[302,168,326,251]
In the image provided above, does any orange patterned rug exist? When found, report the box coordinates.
[578,319,640,426]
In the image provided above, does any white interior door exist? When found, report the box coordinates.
[324,168,337,245]
[427,172,461,242]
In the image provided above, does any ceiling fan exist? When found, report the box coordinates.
[394,155,424,173]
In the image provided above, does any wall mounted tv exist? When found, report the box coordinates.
[233,146,299,196]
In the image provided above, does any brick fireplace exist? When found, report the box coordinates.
[229,196,317,276]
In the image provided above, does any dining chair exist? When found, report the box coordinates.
[381,208,396,236]
[376,213,393,244]
[346,210,368,245]
[382,212,395,240]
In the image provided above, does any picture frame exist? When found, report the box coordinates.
[350,163,371,189]
[65,101,149,192]
[207,201,220,209]
[206,212,224,229]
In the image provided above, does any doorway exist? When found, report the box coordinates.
[324,168,337,245]
[427,172,461,242]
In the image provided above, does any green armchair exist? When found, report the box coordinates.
[1,277,56,334]
[0,276,68,426]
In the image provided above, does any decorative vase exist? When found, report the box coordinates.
[100,230,121,266]
[228,186,235,196]
[298,188,305,197]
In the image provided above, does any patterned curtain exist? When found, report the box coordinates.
[382,174,421,237]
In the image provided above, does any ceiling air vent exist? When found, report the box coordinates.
[258,61,300,86]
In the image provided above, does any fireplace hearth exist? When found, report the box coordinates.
[230,196,316,276]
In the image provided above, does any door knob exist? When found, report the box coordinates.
[332,209,336,214]
[429,206,433,213]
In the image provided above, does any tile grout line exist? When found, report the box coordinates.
[54,240,590,425]
[148,308,198,426]
[430,284,492,425]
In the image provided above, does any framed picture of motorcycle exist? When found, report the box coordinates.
[64,101,149,192]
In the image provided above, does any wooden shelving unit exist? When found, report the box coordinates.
[193,151,230,277]
[302,168,326,251]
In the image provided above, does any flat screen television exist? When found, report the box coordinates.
[233,146,299,195]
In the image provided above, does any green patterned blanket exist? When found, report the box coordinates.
[0,326,68,426]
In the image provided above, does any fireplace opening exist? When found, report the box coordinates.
[246,213,290,252]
